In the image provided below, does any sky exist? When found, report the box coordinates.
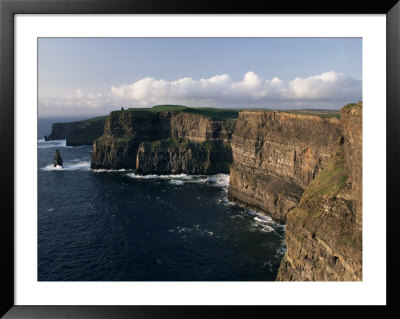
[38,38,362,118]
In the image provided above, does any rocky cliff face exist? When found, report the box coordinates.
[91,110,234,172]
[227,111,341,223]
[136,140,232,175]
[170,113,235,143]
[276,102,362,281]
[45,118,105,146]
[91,111,171,169]
[341,103,362,229]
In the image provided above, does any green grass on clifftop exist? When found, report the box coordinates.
[126,105,241,121]
[84,115,107,123]
[183,107,241,121]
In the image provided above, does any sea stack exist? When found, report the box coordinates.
[54,149,63,167]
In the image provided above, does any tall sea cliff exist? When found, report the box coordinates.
[276,102,362,281]
[90,108,236,173]
[227,111,342,223]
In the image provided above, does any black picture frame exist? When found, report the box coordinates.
[1,0,399,318]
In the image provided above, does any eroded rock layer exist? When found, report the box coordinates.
[227,111,341,222]
[276,102,362,281]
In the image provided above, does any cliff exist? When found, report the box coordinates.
[45,117,106,146]
[90,108,236,172]
[276,102,362,281]
[136,140,232,175]
[227,111,341,223]
[169,112,234,143]
[91,110,171,169]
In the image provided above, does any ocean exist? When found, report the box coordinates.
[38,121,286,281]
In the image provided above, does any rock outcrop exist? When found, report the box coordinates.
[276,102,362,281]
[90,109,235,172]
[53,149,63,167]
[227,111,341,223]
[45,117,105,146]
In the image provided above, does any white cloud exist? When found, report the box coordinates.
[108,70,361,106]
[286,71,360,100]
[39,71,362,116]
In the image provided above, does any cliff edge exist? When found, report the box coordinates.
[276,102,362,281]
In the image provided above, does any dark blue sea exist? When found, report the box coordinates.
[38,120,286,281]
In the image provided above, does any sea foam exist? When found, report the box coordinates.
[91,168,129,173]
[40,160,90,171]
[205,174,230,188]
[38,139,69,149]
[127,172,230,189]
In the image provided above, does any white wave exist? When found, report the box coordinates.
[40,160,91,171]
[38,139,68,149]
[276,247,287,255]
[164,174,207,183]
[177,227,192,233]
[222,198,236,206]
[127,173,161,179]
[169,179,184,185]
[254,215,273,224]
[92,168,129,173]
[245,209,279,226]
[127,172,204,183]
[205,174,230,188]
[258,224,275,233]
[248,221,275,233]
[230,214,245,220]
[245,211,277,233]
[41,164,61,171]
[174,224,215,237]
[245,209,258,216]
[166,174,190,180]
[65,160,90,170]
[127,173,229,189]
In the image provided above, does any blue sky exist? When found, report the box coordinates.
[38,38,362,118]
